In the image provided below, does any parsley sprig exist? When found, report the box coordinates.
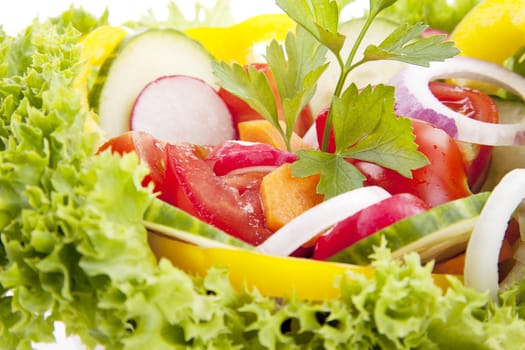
[214,26,328,151]
[213,0,459,199]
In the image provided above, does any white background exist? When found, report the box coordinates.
[0,1,366,349]
[0,0,282,35]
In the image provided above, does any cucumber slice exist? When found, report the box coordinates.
[311,18,406,114]
[90,29,216,138]
[482,99,525,190]
[328,192,490,265]
[143,198,254,250]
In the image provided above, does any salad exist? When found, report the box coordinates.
[2,0,525,349]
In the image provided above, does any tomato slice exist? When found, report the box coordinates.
[353,119,471,207]
[165,143,273,245]
[97,131,169,201]
[429,81,499,192]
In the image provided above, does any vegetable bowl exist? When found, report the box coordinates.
[3,0,525,349]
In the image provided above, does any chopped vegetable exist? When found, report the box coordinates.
[217,62,315,137]
[257,186,391,256]
[206,140,298,176]
[91,28,216,137]
[464,168,525,300]
[73,25,127,137]
[148,235,456,300]
[352,119,472,207]
[259,163,323,232]
[144,197,253,250]
[391,56,525,145]
[130,75,235,145]
[313,193,430,260]
[164,142,272,245]
[450,0,525,65]
[328,192,489,265]
[428,81,498,191]
[98,130,170,201]
[185,13,295,65]
[238,119,313,151]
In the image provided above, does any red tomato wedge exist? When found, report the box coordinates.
[353,119,471,207]
[165,143,273,245]
[428,81,499,192]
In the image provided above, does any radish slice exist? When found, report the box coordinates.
[464,168,525,300]
[206,140,298,176]
[302,123,320,149]
[257,186,391,256]
[131,75,235,145]
[223,165,280,176]
[390,57,525,146]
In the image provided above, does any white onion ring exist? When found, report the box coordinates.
[390,57,525,146]
[257,186,391,256]
[464,168,525,300]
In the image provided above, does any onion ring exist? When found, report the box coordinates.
[257,186,391,256]
[464,168,525,300]
[390,57,525,146]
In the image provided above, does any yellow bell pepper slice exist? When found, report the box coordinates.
[450,0,525,66]
[185,13,295,65]
[148,231,454,301]
[73,25,128,137]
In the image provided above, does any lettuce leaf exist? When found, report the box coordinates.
[123,0,235,31]
[1,5,525,350]
[379,0,482,32]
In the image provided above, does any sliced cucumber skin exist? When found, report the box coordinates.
[144,198,253,250]
[327,192,490,265]
[90,29,216,138]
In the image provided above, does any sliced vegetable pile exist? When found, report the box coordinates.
[2,0,525,349]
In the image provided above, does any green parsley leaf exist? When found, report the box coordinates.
[276,0,345,55]
[369,0,398,17]
[214,27,327,151]
[363,22,459,66]
[213,61,279,125]
[267,27,328,147]
[292,84,427,198]
[291,149,364,198]
[333,84,428,177]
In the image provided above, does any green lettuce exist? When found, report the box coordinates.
[123,0,235,31]
[379,0,482,32]
[1,5,525,350]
